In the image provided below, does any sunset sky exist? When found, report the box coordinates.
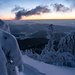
[0,0,75,20]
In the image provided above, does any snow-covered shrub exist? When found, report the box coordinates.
[41,51,56,64]
[32,53,39,60]
[54,52,75,67]
[25,49,39,60]
[25,49,33,57]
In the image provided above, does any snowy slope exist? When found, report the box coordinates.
[22,55,75,75]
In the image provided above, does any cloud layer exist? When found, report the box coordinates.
[12,3,72,20]
[52,3,71,12]
[12,5,51,20]
[11,5,24,12]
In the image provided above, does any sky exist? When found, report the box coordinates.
[0,0,75,20]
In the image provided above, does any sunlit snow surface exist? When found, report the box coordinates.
[20,55,75,75]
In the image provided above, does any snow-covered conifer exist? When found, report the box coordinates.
[0,19,23,75]
[46,24,54,51]
[40,24,56,63]
[41,24,55,56]
[58,32,75,56]
[0,19,10,33]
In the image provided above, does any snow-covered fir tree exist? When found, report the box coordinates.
[46,24,54,51]
[40,24,75,67]
[0,19,10,33]
[0,19,23,75]
[40,24,56,63]
[55,32,75,67]
[58,32,75,56]
[41,24,55,55]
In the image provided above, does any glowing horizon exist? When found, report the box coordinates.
[1,13,75,20]
[1,17,75,20]
[2,18,75,20]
